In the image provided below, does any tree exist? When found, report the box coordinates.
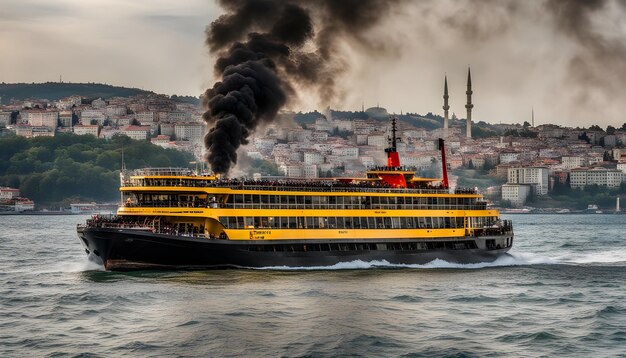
[579,132,590,143]
[523,121,531,128]
[606,125,616,134]
[588,125,604,132]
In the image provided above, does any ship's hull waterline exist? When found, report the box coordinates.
[78,227,513,270]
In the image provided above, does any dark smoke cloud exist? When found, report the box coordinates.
[203,0,402,174]
[545,0,626,105]
[407,0,626,125]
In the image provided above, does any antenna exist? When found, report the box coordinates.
[121,146,126,171]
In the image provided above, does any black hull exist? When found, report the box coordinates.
[77,227,513,270]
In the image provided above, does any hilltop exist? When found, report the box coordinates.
[0,82,153,104]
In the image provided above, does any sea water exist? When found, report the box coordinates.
[0,214,624,357]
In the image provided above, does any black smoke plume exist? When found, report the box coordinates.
[203,0,401,174]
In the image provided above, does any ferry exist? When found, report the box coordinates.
[77,118,513,270]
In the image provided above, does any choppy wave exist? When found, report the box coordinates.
[553,249,626,265]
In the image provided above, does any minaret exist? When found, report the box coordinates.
[443,75,450,138]
[465,67,473,139]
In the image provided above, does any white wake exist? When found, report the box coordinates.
[255,252,558,271]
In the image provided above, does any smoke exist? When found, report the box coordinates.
[203,0,402,174]
[545,0,626,106]
[202,0,626,174]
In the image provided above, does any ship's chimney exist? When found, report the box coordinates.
[385,117,401,168]
[438,138,449,189]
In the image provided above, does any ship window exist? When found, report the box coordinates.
[288,217,297,228]
[371,196,380,208]
[304,196,312,206]
[345,217,353,229]
[400,217,408,228]
[350,196,360,209]
[406,217,416,229]
[319,217,326,229]
[260,195,269,206]
[311,196,320,209]
[296,196,305,207]
[306,217,314,229]
[319,196,328,208]
[392,217,401,229]
[379,197,389,209]
[367,217,375,229]
[336,217,344,229]
[353,217,361,229]
[336,196,344,209]
[328,217,337,228]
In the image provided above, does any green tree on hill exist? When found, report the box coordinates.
[0,133,194,206]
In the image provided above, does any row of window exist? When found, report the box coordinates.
[218,216,481,230]
[125,193,487,210]
[243,240,479,252]
[224,194,485,210]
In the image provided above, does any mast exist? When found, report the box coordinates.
[443,75,449,138]
[438,138,449,189]
[385,117,401,168]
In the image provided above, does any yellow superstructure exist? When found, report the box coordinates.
[117,168,503,242]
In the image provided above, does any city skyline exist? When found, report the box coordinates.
[2,0,626,128]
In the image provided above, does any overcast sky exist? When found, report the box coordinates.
[2,0,626,128]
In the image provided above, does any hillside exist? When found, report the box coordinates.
[0,133,194,206]
[0,82,153,104]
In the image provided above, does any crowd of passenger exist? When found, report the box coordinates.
[81,215,214,238]
[204,178,452,192]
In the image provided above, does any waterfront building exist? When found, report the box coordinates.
[501,183,532,207]
[24,110,59,128]
[0,111,12,127]
[59,110,73,128]
[174,122,205,142]
[73,125,100,137]
[570,167,625,189]
[0,187,20,199]
[507,167,549,195]
[122,126,150,140]
[561,156,586,169]
[80,109,106,125]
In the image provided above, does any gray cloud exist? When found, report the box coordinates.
[1,0,625,128]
